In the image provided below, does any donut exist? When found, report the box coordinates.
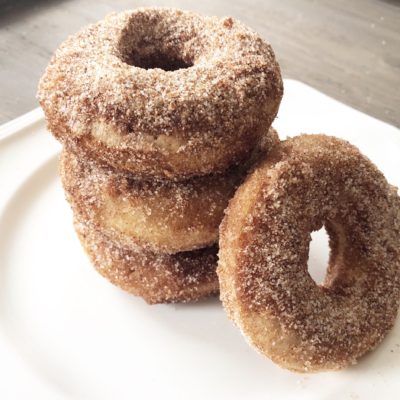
[218,135,400,372]
[38,7,283,179]
[60,128,279,254]
[61,150,238,254]
[74,217,219,304]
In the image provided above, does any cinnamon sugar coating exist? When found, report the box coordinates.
[218,135,400,372]
[37,7,283,179]
[74,217,219,304]
[60,128,279,254]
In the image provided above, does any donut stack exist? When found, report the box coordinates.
[38,8,283,304]
[38,8,400,373]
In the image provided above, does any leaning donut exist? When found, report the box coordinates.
[38,7,283,179]
[75,217,219,304]
[218,135,400,372]
[60,128,279,254]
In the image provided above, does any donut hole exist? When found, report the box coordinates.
[118,14,194,71]
[125,50,193,71]
[308,226,330,285]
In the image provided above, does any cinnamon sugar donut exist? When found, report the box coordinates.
[38,7,283,179]
[218,135,400,372]
[61,128,279,254]
[74,217,219,304]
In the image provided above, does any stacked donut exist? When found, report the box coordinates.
[38,8,283,304]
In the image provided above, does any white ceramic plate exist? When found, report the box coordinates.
[1,80,399,400]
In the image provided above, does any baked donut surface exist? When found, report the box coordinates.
[38,7,283,179]
[61,149,238,254]
[74,217,219,304]
[61,128,279,254]
[218,135,400,372]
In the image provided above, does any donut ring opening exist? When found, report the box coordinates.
[118,13,193,71]
[307,227,330,285]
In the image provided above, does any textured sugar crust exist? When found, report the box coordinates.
[37,7,283,180]
[61,149,238,254]
[218,134,400,372]
[61,128,279,254]
[74,216,219,304]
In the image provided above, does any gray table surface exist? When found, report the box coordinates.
[0,0,399,127]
